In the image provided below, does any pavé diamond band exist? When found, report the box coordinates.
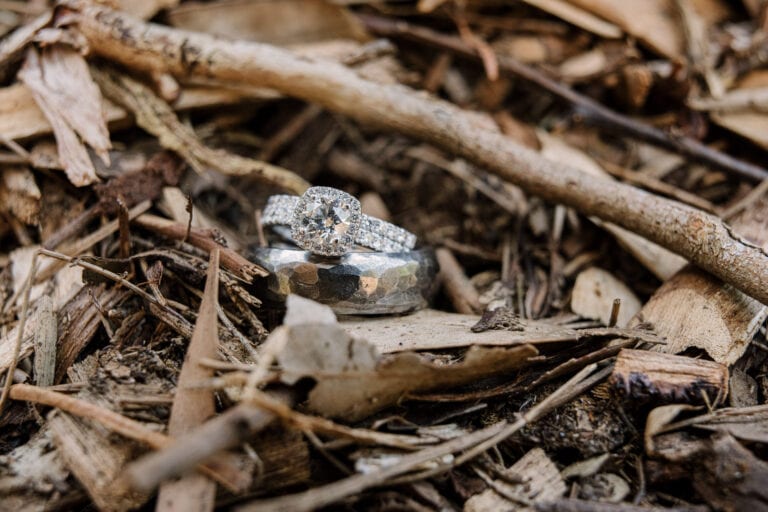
[261,187,417,256]
[250,246,438,314]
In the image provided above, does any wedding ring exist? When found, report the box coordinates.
[261,187,417,257]
[250,246,438,315]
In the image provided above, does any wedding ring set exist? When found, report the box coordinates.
[254,186,437,314]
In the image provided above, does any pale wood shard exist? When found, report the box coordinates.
[634,197,768,364]
[32,295,56,387]
[436,247,482,315]
[520,0,622,39]
[611,349,728,405]
[0,429,73,512]
[709,111,768,149]
[36,45,112,164]
[566,0,685,59]
[0,11,52,74]
[464,447,566,512]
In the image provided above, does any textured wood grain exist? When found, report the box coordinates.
[634,197,768,364]
[611,348,728,405]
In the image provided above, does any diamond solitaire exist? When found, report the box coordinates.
[261,187,417,256]
[291,187,361,256]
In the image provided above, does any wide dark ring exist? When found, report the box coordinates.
[250,247,439,315]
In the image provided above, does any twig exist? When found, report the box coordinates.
[134,213,267,282]
[35,199,151,283]
[39,248,159,304]
[358,14,768,183]
[608,299,621,328]
[246,388,428,449]
[436,247,482,314]
[722,178,768,220]
[452,363,610,466]
[0,251,38,414]
[65,2,768,305]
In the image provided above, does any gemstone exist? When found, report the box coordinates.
[291,187,361,256]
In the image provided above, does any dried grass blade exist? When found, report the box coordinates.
[155,248,221,512]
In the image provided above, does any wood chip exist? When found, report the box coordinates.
[611,349,728,405]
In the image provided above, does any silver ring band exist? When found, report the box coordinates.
[250,247,438,315]
[262,189,417,255]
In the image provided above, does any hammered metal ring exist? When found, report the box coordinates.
[250,246,438,315]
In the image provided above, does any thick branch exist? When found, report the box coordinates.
[65,2,768,305]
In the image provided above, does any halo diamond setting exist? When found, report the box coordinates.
[262,186,417,256]
[290,187,362,256]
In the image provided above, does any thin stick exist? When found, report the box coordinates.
[66,2,768,305]
[134,214,267,282]
[0,251,38,414]
[608,299,621,328]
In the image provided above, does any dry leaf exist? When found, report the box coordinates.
[571,267,641,327]
[709,111,768,149]
[520,0,622,39]
[277,298,537,420]
[567,0,684,59]
[687,406,768,444]
[18,46,110,186]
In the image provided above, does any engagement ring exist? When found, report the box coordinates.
[261,187,417,256]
